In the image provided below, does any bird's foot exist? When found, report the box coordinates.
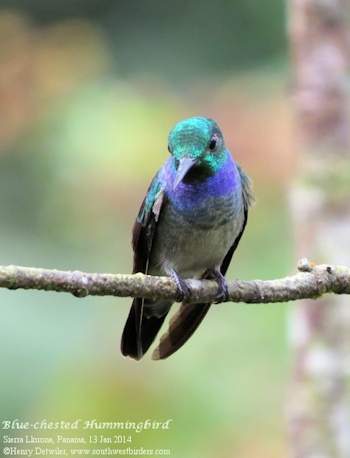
[203,269,229,303]
[171,270,191,303]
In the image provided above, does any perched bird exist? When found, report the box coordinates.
[121,117,254,360]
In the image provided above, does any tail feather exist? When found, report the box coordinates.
[152,302,212,360]
[121,298,170,360]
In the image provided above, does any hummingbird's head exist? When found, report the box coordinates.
[168,117,228,190]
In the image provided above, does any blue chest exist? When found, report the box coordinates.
[163,155,242,228]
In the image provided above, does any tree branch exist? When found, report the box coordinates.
[0,259,349,303]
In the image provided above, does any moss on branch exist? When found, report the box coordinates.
[0,259,349,304]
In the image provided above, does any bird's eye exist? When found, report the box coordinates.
[209,136,217,151]
[174,158,179,169]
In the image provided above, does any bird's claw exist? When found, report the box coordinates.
[214,280,229,304]
[171,270,191,303]
[203,269,229,303]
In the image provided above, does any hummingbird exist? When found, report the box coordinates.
[121,117,254,360]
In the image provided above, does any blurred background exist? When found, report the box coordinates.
[0,1,293,456]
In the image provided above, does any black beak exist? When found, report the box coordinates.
[173,157,197,190]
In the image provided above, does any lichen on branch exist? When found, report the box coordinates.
[0,259,349,304]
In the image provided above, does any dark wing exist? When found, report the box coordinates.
[121,174,170,360]
[152,165,254,360]
[132,174,164,274]
[221,164,254,274]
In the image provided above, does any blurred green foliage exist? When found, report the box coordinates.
[0,0,286,81]
[0,3,292,457]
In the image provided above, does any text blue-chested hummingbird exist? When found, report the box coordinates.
[121,117,254,360]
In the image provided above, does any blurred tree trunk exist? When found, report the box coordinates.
[288,0,350,456]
